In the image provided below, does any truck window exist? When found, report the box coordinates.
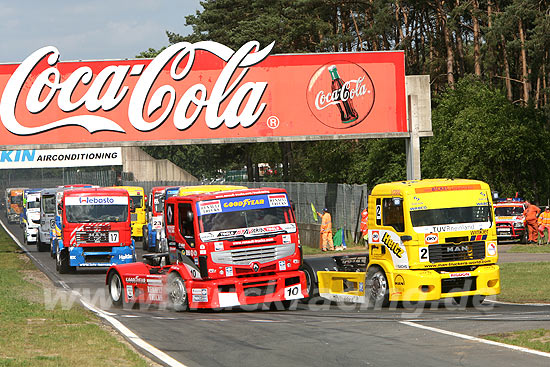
[495,206,523,216]
[382,198,404,232]
[42,195,56,214]
[410,206,492,227]
[129,195,142,210]
[178,203,195,247]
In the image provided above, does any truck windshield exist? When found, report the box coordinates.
[65,205,128,223]
[27,201,40,209]
[154,192,164,213]
[410,206,492,227]
[130,195,143,209]
[201,207,293,233]
[42,195,56,214]
[495,206,524,216]
[11,196,22,205]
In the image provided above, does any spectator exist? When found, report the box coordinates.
[317,208,334,251]
[523,201,541,244]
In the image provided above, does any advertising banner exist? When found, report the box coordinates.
[0,147,122,169]
[0,41,406,148]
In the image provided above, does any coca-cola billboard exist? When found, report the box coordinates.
[0,41,406,148]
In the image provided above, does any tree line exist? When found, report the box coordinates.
[140,0,550,203]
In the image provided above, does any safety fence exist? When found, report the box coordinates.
[124,180,369,247]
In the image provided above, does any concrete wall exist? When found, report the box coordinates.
[121,147,197,182]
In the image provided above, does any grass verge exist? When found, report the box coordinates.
[498,262,550,303]
[508,245,550,253]
[484,329,550,353]
[0,226,152,366]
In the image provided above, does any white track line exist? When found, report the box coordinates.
[1,219,187,367]
[400,320,550,359]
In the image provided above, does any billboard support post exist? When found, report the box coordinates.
[405,75,432,180]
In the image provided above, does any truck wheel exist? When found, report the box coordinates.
[142,226,149,251]
[37,237,49,252]
[302,264,318,299]
[167,273,188,312]
[365,266,389,307]
[56,247,71,274]
[108,272,124,307]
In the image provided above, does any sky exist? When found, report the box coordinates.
[0,0,202,64]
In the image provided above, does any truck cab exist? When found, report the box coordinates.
[6,188,26,224]
[38,188,60,253]
[143,186,172,252]
[115,186,146,240]
[106,188,307,310]
[54,187,135,273]
[23,189,42,247]
[493,199,527,243]
[308,179,500,307]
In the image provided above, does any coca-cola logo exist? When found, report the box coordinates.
[0,41,274,136]
[306,61,375,129]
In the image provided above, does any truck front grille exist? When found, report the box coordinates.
[76,231,109,244]
[428,241,485,263]
[210,243,295,265]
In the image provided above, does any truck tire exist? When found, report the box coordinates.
[167,273,188,312]
[108,272,124,307]
[301,256,339,301]
[142,226,149,251]
[37,237,49,252]
[56,247,74,274]
[365,266,389,307]
[302,263,318,299]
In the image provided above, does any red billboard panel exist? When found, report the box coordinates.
[0,41,406,148]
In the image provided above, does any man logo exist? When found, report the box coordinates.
[425,233,438,244]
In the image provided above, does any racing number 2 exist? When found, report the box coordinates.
[419,247,429,262]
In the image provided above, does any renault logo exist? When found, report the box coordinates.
[250,262,260,272]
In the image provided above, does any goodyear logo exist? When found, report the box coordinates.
[223,198,264,208]
[381,232,404,258]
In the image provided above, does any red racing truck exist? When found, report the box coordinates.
[55,187,136,273]
[106,188,307,310]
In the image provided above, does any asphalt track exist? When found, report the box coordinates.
[3,217,550,367]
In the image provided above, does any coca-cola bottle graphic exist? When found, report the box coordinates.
[328,65,358,124]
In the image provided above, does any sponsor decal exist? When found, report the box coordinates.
[200,250,206,255]
[146,277,162,285]
[223,198,264,208]
[149,294,162,302]
[125,276,146,284]
[192,295,208,303]
[192,288,208,295]
[424,233,438,244]
[0,148,121,169]
[225,266,233,277]
[371,230,380,243]
[282,234,291,244]
[267,194,288,207]
[470,234,487,241]
[118,254,133,260]
[198,200,222,215]
[147,286,162,294]
[126,285,134,299]
[279,260,286,271]
[487,242,497,256]
[415,184,482,194]
[381,232,404,258]
[65,196,128,205]
[214,242,224,251]
[449,272,471,278]
[394,275,405,286]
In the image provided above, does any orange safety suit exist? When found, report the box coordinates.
[360,209,368,239]
[537,209,550,240]
[523,204,541,243]
[318,211,334,251]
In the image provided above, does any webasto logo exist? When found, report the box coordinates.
[79,197,115,204]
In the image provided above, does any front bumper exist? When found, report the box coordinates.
[69,245,135,267]
[389,265,500,301]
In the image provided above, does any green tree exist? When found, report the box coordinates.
[422,76,550,202]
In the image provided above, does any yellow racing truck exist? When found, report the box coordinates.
[303,179,500,307]
[115,186,146,240]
